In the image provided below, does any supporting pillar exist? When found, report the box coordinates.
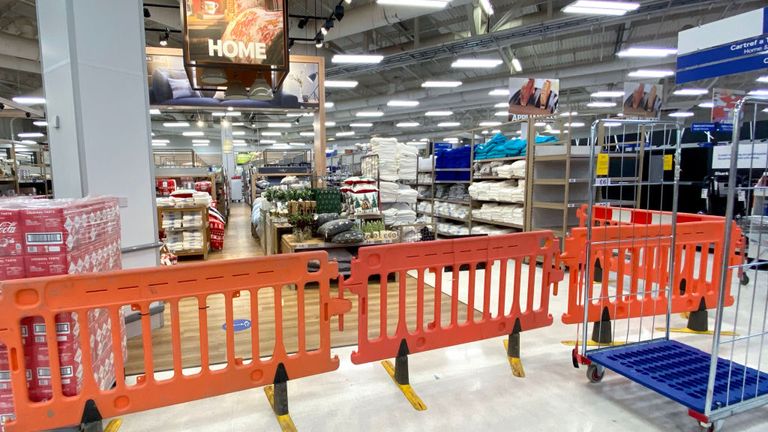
[37,0,158,268]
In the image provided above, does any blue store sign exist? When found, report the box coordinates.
[222,319,252,332]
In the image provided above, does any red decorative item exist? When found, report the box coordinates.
[194,181,212,195]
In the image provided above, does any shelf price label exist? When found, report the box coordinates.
[595,153,610,176]
[664,154,674,171]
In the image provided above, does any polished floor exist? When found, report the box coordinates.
[116,204,768,431]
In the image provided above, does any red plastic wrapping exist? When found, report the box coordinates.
[0,197,124,424]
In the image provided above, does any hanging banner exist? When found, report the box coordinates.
[183,0,287,67]
[623,82,663,118]
[507,78,559,116]
[712,89,745,124]
[676,7,768,84]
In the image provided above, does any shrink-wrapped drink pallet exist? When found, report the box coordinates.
[0,196,125,427]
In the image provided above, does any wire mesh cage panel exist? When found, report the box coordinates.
[569,106,768,430]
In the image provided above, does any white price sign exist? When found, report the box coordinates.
[712,143,768,169]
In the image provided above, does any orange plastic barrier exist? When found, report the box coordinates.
[0,252,350,432]
[576,205,733,227]
[342,232,563,365]
[560,213,739,325]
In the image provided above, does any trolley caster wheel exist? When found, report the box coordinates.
[699,420,724,432]
[740,273,750,286]
[586,364,605,383]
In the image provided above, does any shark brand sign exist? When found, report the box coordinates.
[677,7,768,83]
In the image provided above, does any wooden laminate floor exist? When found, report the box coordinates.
[125,204,466,375]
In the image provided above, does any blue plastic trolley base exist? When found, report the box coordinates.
[588,339,768,415]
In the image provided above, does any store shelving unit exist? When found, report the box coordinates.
[0,140,53,197]
[154,165,230,222]
[527,116,591,240]
[157,205,209,260]
[256,149,314,186]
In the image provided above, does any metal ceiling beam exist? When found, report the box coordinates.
[326,0,751,78]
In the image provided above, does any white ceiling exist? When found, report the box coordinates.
[0,0,767,148]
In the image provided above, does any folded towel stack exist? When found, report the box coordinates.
[472,203,524,226]
[468,180,525,203]
[371,138,399,181]
[495,160,527,178]
[397,143,419,181]
[382,208,417,226]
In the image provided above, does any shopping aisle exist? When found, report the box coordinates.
[209,203,264,260]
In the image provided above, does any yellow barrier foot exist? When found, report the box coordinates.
[503,339,526,378]
[264,385,298,432]
[560,339,626,347]
[658,327,738,337]
[381,360,427,411]
[104,418,122,432]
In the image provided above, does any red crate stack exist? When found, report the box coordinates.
[0,197,125,425]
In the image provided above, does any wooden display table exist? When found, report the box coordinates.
[280,234,395,254]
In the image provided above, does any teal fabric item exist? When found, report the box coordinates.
[473,133,560,160]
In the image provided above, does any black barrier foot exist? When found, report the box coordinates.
[661,299,739,337]
[502,319,526,378]
[591,308,613,344]
[381,340,426,411]
[76,399,104,432]
[264,363,298,432]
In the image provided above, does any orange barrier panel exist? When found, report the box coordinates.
[0,252,350,432]
[560,219,738,326]
[342,232,563,365]
[576,205,734,227]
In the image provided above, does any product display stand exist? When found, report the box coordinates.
[157,205,210,259]
[527,116,591,241]
[0,140,52,197]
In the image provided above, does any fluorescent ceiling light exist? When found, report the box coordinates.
[419,138,429,142]
[669,111,694,118]
[494,102,508,108]
[591,91,624,98]
[511,57,522,72]
[628,69,675,78]
[19,140,37,145]
[182,131,205,136]
[332,54,384,64]
[286,112,314,117]
[438,122,461,127]
[560,111,578,117]
[233,139,246,144]
[534,122,547,127]
[267,122,291,128]
[12,96,45,105]
[32,121,48,127]
[443,138,459,143]
[336,131,355,136]
[192,142,209,147]
[563,1,639,16]
[192,139,210,143]
[226,112,241,117]
[325,101,335,108]
[587,101,617,108]
[425,111,452,116]
[617,47,677,58]
[17,132,44,138]
[543,129,562,134]
[260,139,277,144]
[377,0,449,8]
[491,129,501,133]
[422,81,462,88]
[233,142,247,147]
[748,89,768,96]
[152,139,170,144]
[299,131,315,136]
[232,131,246,136]
[396,122,420,127]
[212,112,227,117]
[451,58,503,68]
[325,121,337,127]
[604,122,622,127]
[356,111,384,117]
[406,141,423,145]
[387,100,419,107]
[673,88,708,96]
[479,121,502,127]
[262,131,282,136]
[231,122,245,126]
[698,102,714,108]
[151,142,167,147]
[163,122,190,127]
[565,122,586,127]
[494,111,509,117]
[488,89,510,96]
[757,76,768,83]
[350,123,373,127]
[149,109,161,115]
[763,108,768,113]
[325,80,359,88]
[479,0,493,15]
